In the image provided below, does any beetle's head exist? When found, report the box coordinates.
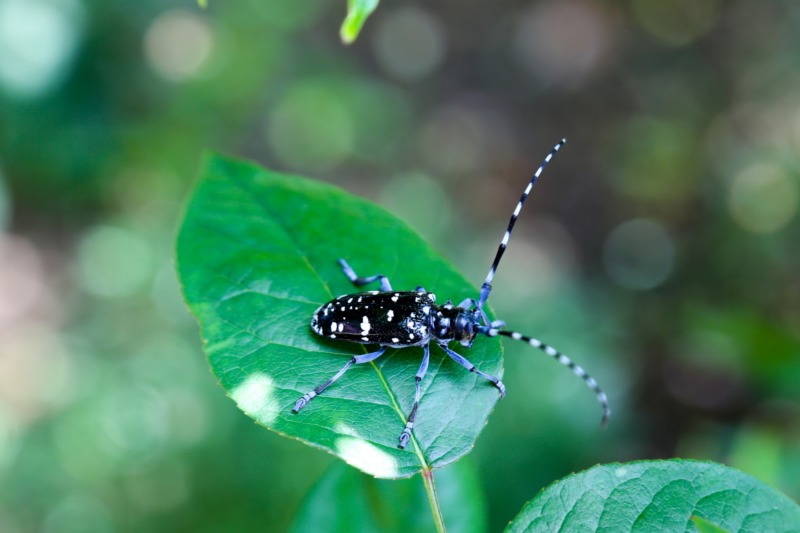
[452,306,483,347]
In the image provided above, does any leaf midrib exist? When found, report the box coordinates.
[228,168,432,472]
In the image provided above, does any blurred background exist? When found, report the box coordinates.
[1,0,799,531]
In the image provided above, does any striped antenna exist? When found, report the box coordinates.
[477,139,567,309]
[487,327,610,427]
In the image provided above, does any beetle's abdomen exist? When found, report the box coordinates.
[311,291,436,347]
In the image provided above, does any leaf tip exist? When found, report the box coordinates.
[340,0,379,45]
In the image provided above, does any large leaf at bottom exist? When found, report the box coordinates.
[506,459,800,532]
[176,154,503,478]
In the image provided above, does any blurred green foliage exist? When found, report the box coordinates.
[1,0,799,531]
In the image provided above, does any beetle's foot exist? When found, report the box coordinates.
[398,427,412,449]
[292,392,316,413]
[495,380,506,399]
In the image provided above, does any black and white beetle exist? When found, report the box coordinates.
[293,139,610,449]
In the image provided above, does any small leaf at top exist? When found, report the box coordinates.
[506,459,800,532]
[176,154,503,478]
[340,0,379,44]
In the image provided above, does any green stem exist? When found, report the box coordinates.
[422,467,447,533]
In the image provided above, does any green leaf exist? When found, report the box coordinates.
[340,0,379,44]
[197,0,207,8]
[176,154,502,478]
[291,458,487,533]
[506,460,800,532]
[691,516,731,533]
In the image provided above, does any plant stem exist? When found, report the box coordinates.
[422,467,446,533]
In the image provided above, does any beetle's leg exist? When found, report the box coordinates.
[338,259,392,292]
[456,297,495,326]
[438,343,506,398]
[457,298,477,310]
[292,347,387,413]
[398,343,431,450]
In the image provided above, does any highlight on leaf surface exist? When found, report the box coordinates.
[506,459,800,532]
[176,153,503,478]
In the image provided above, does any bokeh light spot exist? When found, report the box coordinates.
[378,172,451,243]
[373,6,446,82]
[43,493,113,533]
[100,384,169,458]
[514,1,614,86]
[267,84,354,172]
[728,163,798,234]
[0,324,74,423]
[54,408,116,484]
[0,405,20,471]
[615,119,697,204]
[144,9,213,82]
[0,0,84,98]
[603,218,675,290]
[0,235,47,329]
[416,104,494,176]
[0,167,9,231]
[124,461,190,513]
[630,0,719,46]
[76,225,154,298]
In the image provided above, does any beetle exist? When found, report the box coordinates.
[293,139,610,449]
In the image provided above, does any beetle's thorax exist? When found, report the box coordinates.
[429,302,482,347]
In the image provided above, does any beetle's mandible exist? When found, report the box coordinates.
[292,139,610,450]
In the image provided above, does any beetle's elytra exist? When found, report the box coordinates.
[293,139,610,450]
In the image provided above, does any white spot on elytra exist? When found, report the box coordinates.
[361,316,371,334]
[338,323,344,333]
[391,293,399,302]
[392,337,400,343]
[331,322,337,333]
[362,336,369,341]
[387,310,394,321]
[330,334,337,338]
[407,320,415,329]
[409,333,415,339]
[348,298,353,303]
